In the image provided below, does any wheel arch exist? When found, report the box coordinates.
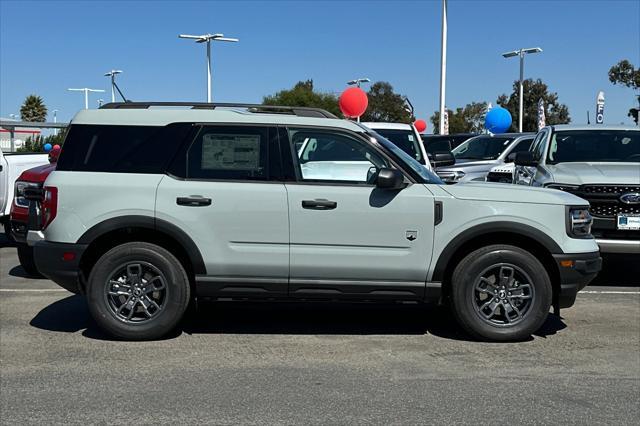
[77,215,206,291]
[432,222,562,302]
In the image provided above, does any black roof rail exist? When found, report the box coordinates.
[99,102,338,119]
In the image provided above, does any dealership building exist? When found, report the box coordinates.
[0,117,41,151]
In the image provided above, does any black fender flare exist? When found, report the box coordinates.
[76,215,206,275]
[431,221,563,282]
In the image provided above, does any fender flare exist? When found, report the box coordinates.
[431,221,562,282]
[77,215,206,275]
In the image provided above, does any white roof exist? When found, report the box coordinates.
[361,122,413,131]
[550,124,639,132]
[70,108,364,132]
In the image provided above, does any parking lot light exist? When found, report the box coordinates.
[501,47,543,132]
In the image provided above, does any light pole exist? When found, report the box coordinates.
[502,47,542,132]
[178,33,239,102]
[52,109,59,135]
[104,70,123,103]
[438,0,447,135]
[347,78,370,122]
[68,88,105,109]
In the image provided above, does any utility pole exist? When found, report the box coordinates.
[68,88,105,109]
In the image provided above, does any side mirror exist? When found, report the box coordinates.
[432,152,455,167]
[514,151,538,167]
[506,152,517,163]
[376,168,405,190]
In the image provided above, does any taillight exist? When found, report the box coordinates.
[41,186,58,229]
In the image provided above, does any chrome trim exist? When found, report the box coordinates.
[596,239,640,254]
[26,230,45,246]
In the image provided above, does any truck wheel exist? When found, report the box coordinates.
[17,244,43,277]
[86,242,190,340]
[3,221,15,243]
[450,244,552,341]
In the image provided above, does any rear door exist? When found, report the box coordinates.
[156,125,289,297]
[284,127,435,300]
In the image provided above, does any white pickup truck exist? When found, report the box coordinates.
[0,150,49,236]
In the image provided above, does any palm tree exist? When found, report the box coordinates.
[20,95,48,122]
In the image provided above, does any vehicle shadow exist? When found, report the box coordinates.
[590,254,640,286]
[30,295,566,342]
[9,265,46,279]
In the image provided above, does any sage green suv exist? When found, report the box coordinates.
[29,102,601,341]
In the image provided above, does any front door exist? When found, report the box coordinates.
[284,127,435,300]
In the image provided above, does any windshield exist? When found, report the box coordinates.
[372,128,425,164]
[452,135,514,160]
[547,130,640,163]
[368,131,443,184]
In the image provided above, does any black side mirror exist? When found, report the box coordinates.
[432,152,455,167]
[514,151,538,167]
[376,168,405,190]
[506,152,517,163]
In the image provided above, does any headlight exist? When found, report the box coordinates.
[546,183,579,192]
[566,206,593,238]
[14,181,40,208]
[437,170,466,183]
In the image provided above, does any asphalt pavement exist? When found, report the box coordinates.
[1,231,639,424]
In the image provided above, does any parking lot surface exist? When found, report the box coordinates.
[1,232,639,424]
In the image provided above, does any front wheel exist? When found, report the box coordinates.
[86,242,190,340]
[450,244,552,341]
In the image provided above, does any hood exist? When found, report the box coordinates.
[441,182,587,206]
[18,163,56,183]
[548,162,640,185]
[437,159,498,174]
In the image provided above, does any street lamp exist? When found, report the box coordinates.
[52,109,59,135]
[104,70,123,103]
[178,33,239,102]
[68,88,106,109]
[347,78,370,88]
[502,47,543,132]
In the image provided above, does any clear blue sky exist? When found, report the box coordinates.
[1,0,639,129]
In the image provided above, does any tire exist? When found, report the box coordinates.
[3,221,15,243]
[86,242,190,340]
[450,244,552,341]
[17,244,43,277]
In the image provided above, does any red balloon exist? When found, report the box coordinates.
[339,87,368,118]
[414,119,427,133]
[52,144,61,150]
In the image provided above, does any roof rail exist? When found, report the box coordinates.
[99,102,338,119]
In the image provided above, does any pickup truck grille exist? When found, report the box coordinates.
[566,185,640,219]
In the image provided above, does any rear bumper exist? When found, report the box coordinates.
[596,238,640,254]
[9,220,28,244]
[553,251,602,308]
[33,241,87,294]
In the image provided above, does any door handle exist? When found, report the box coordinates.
[176,196,212,207]
[302,199,337,210]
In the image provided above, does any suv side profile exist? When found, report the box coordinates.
[514,125,640,254]
[31,102,601,341]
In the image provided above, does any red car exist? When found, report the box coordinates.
[9,149,58,275]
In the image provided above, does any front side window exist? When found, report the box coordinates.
[289,128,389,184]
[185,126,269,180]
[371,128,424,164]
[547,130,640,164]
[452,135,515,160]
[510,137,534,154]
[530,130,548,161]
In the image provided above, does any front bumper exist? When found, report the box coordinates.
[553,251,602,308]
[33,241,87,294]
[596,238,640,254]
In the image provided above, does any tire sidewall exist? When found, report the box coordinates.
[87,243,189,340]
[452,246,552,341]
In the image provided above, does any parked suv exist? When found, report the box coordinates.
[514,125,639,254]
[30,102,601,341]
[436,133,534,184]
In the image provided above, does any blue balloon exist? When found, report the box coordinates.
[43,143,52,152]
[485,106,512,133]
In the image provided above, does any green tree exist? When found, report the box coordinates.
[17,131,66,153]
[430,101,488,134]
[497,79,570,132]
[608,59,640,124]
[19,94,48,122]
[262,80,340,116]
[360,82,413,123]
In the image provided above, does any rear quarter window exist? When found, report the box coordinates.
[56,123,193,173]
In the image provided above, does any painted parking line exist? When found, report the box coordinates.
[580,290,640,295]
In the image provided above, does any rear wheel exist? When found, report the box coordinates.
[87,242,190,340]
[17,244,43,277]
[3,221,14,243]
[450,244,552,341]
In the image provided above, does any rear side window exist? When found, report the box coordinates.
[182,126,270,180]
[56,123,193,173]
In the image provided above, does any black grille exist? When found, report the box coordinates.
[581,185,640,195]
[561,185,640,219]
[590,202,640,218]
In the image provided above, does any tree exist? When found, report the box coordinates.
[20,94,48,122]
[497,79,570,132]
[360,82,413,123]
[608,59,640,124]
[262,80,340,116]
[17,131,66,153]
[430,101,488,134]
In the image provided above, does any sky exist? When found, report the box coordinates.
[1,0,639,129]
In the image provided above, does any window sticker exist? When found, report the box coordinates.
[201,133,261,170]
